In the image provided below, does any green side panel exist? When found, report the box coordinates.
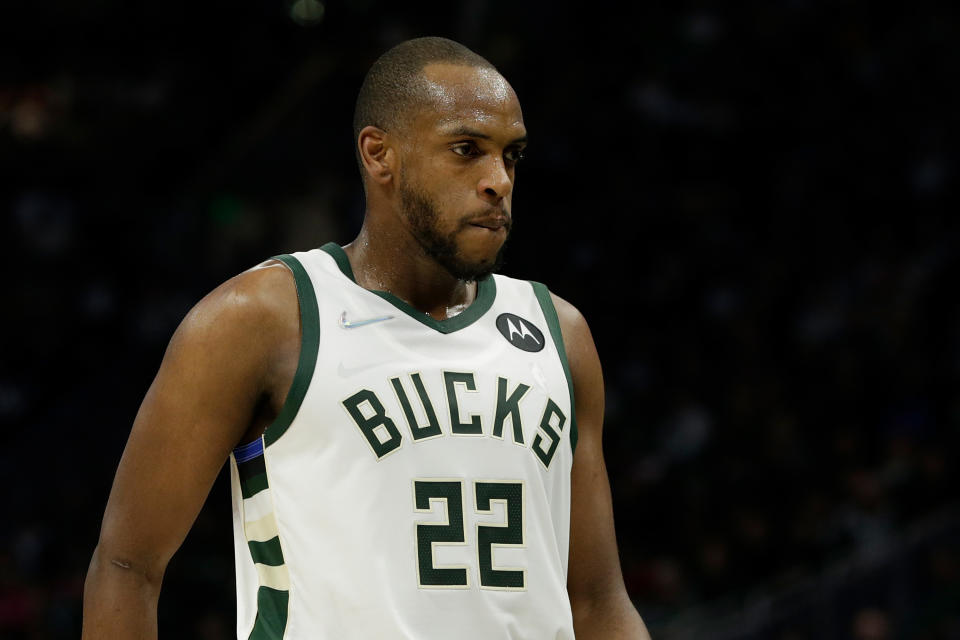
[530,282,578,455]
[241,472,269,500]
[247,587,289,640]
[319,242,497,334]
[248,536,285,567]
[262,254,320,447]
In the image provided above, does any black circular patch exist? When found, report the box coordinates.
[496,313,546,352]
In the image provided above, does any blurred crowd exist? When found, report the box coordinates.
[2,1,958,638]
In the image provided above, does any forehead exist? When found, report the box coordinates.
[412,63,525,137]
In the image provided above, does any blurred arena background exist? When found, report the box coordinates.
[2,1,958,638]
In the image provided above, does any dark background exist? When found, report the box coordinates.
[2,1,958,638]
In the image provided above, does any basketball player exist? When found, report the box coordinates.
[82,37,651,639]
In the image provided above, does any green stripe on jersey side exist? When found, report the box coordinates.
[241,483,288,637]
[263,254,320,447]
[530,282,578,455]
[319,242,496,334]
[241,471,269,500]
[248,536,285,567]
[248,587,290,640]
[237,453,266,484]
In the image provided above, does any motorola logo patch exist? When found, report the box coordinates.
[496,313,545,352]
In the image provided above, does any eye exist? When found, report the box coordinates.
[505,148,525,165]
[451,142,479,158]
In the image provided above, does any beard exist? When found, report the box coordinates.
[399,182,510,282]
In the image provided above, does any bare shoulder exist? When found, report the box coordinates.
[179,259,299,342]
[159,258,301,428]
[546,291,604,444]
[548,291,587,330]
[547,292,596,371]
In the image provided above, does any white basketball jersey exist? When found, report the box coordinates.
[228,243,577,639]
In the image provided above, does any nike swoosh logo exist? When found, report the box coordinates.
[339,311,395,329]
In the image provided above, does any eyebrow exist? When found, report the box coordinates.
[441,126,528,145]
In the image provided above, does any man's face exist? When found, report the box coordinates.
[395,63,527,281]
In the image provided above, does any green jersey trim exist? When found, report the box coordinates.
[240,471,269,500]
[234,449,290,640]
[262,254,320,448]
[248,537,286,567]
[319,242,497,334]
[530,282,578,455]
[248,587,289,640]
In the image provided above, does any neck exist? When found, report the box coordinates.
[343,223,476,322]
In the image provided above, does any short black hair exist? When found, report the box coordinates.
[352,37,497,174]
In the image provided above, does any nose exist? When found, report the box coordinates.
[476,157,512,203]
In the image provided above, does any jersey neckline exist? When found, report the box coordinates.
[319,242,497,335]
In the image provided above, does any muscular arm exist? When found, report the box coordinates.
[82,262,300,639]
[555,294,651,640]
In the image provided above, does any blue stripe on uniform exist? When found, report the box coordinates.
[234,438,265,463]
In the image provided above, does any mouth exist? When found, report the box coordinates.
[467,215,510,232]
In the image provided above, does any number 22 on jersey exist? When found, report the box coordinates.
[413,479,525,590]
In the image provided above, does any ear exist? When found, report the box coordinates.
[358,126,394,186]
